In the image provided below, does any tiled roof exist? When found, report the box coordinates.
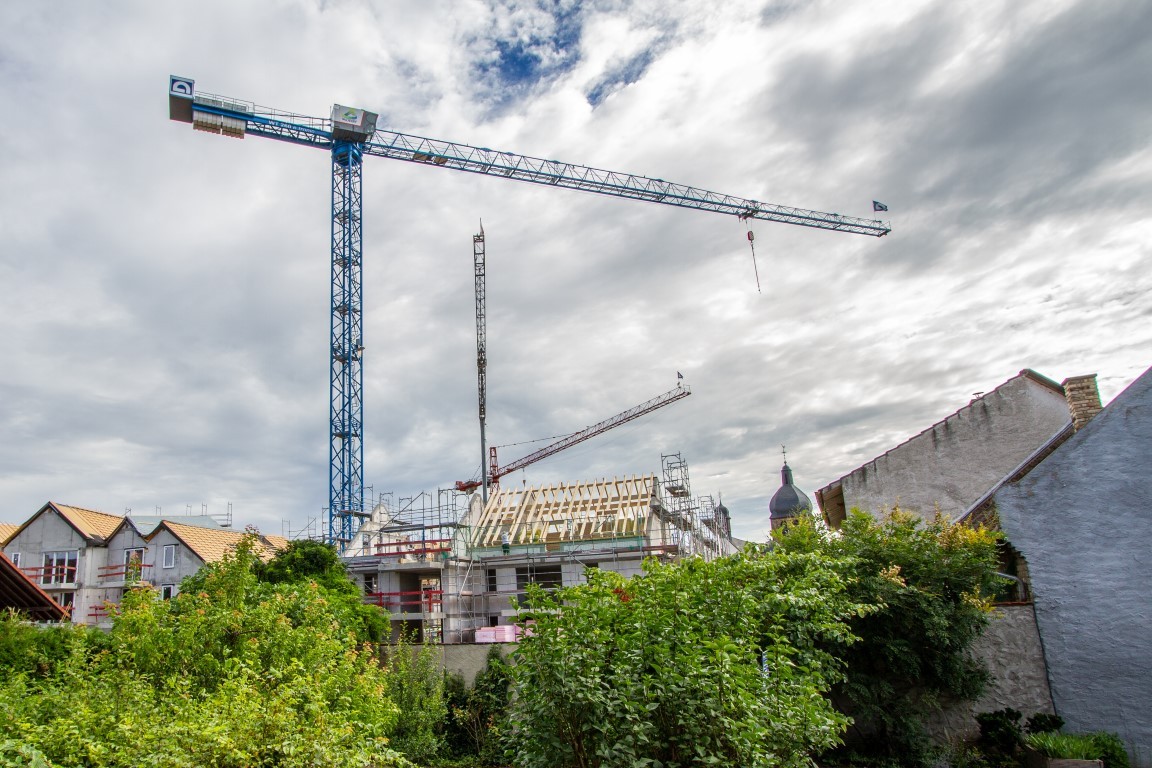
[158,522,287,564]
[0,523,18,545]
[51,503,124,541]
[262,534,291,551]
[0,552,67,622]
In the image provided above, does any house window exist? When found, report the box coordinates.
[364,574,378,594]
[56,592,75,611]
[124,548,145,582]
[160,584,176,600]
[515,564,563,605]
[162,544,176,569]
[41,551,78,585]
[486,568,498,593]
[8,553,18,568]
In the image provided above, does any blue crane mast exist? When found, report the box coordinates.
[167,75,891,549]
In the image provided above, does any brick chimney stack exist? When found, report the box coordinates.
[1062,374,1103,431]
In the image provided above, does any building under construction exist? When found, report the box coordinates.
[342,453,736,643]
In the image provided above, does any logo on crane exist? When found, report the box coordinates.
[334,105,364,126]
[169,76,194,97]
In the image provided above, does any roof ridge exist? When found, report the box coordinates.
[820,369,1067,491]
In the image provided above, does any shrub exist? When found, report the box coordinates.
[977,708,1024,753]
[0,536,408,767]
[1024,730,1129,768]
[1025,713,1065,734]
[778,511,1004,766]
[508,545,867,768]
[385,631,448,764]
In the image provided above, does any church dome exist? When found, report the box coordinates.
[769,463,811,526]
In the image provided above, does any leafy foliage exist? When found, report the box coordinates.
[384,631,448,764]
[508,545,869,768]
[1025,713,1065,735]
[0,610,105,678]
[0,536,408,768]
[977,708,1025,753]
[1026,732,1130,768]
[777,510,1004,764]
[444,645,512,765]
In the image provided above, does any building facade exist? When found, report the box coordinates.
[343,454,737,643]
[988,367,1151,768]
[1,503,284,625]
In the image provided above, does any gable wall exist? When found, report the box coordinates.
[835,375,1070,522]
[995,370,1152,768]
[146,528,206,596]
[2,508,113,622]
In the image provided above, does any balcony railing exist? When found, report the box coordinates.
[365,589,443,614]
[373,539,453,558]
[97,563,152,584]
[21,565,78,586]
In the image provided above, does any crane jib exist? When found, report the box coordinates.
[183,102,891,237]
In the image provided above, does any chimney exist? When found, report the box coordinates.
[1062,374,1103,431]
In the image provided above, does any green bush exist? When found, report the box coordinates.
[1087,732,1131,768]
[777,511,1004,766]
[0,536,409,767]
[508,544,868,768]
[385,631,448,764]
[1025,713,1065,735]
[977,708,1024,753]
[1028,732,1131,768]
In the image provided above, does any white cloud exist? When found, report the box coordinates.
[0,0,1149,543]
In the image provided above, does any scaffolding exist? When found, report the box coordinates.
[341,489,466,643]
[342,454,735,643]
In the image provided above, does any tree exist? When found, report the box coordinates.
[445,645,512,765]
[775,510,1004,765]
[0,536,409,768]
[254,538,389,643]
[507,547,868,768]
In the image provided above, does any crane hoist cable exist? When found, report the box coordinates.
[738,213,762,293]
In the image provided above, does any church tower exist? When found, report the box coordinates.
[769,458,812,531]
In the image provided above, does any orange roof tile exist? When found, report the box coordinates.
[0,523,18,546]
[261,534,291,551]
[159,522,286,564]
[51,503,123,541]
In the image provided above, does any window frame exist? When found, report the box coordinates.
[123,547,145,582]
[41,550,79,586]
[162,544,176,569]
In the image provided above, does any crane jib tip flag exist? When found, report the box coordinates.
[873,200,889,212]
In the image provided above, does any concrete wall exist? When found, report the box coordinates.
[433,642,515,686]
[831,373,1070,522]
[145,527,206,596]
[927,604,1055,741]
[995,368,1152,768]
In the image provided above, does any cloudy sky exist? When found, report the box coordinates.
[1,0,1149,541]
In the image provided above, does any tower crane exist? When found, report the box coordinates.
[472,224,489,506]
[455,383,692,494]
[167,76,890,549]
